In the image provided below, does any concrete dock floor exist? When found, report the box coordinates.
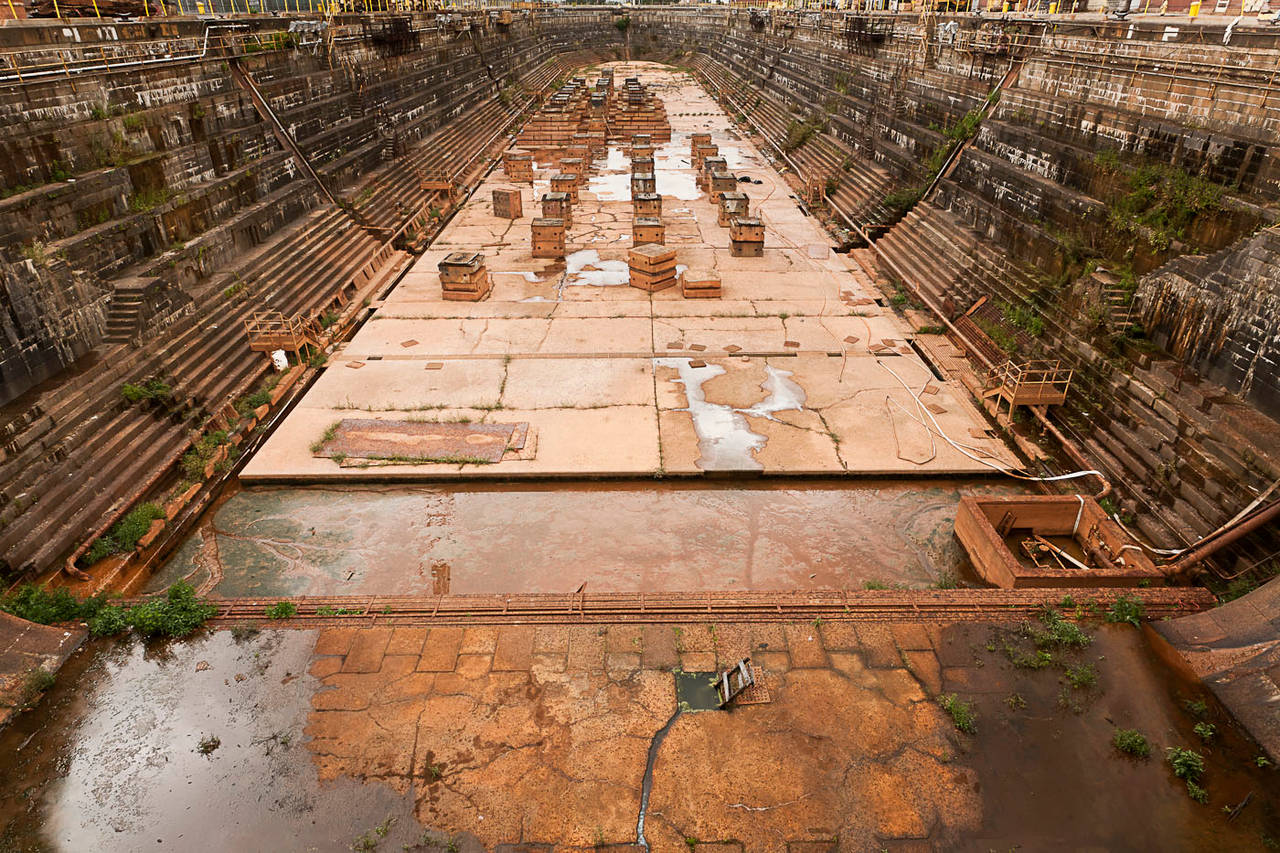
[243,63,1016,482]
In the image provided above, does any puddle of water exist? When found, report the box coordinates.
[0,631,426,852]
[564,248,629,287]
[655,357,805,471]
[161,479,1019,598]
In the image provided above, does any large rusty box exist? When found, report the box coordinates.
[492,188,523,220]
[709,172,738,200]
[628,242,677,291]
[954,495,1163,588]
[633,217,665,246]
[541,191,573,226]
[718,191,749,227]
[700,157,727,190]
[503,152,533,182]
[633,193,662,217]
[680,268,722,299]
[627,243,677,272]
[439,251,491,301]
[559,158,586,182]
[730,217,765,243]
[693,143,719,171]
[631,173,656,196]
[531,218,566,259]
[550,173,579,204]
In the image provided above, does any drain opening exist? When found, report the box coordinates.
[675,670,725,712]
[907,338,946,382]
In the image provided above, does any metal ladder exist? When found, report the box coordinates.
[715,658,755,708]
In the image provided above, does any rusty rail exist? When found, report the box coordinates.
[198,587,1215,627]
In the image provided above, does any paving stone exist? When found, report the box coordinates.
[461,626,500,655]
[754,650,791,673]
[903,650,942,696]
[314,627,359,657]
[606,652,642,676]
[784,624,830,668]
[417,626,465,671]
[891,624,934,651]
[567,627,606,672]
[855,624,901,668]
[493,626,535,671]
[751,624,787,651]
[819,621,860,651]
[678,651,717,672]
[641,624,679,669]
[533,625,570,654]
[460,651,495,675]
[605,624,644,654]
[341,627,394,673]
[385,627,429,657]
[531,652,568,675]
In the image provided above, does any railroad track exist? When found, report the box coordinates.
[203,588,1215,627]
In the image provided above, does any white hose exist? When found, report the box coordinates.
[876,358,1107,486]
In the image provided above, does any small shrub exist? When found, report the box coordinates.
[1113,728,1150,758]
[1183,698,1209,718]
[933,569,959,590]
[938,693,977,734]
[127,582,218,638]
[1106,595,1145,627]
[1193,722,1216,742]
[88,605,129,637]
[1,584,103,624]
[121,377,172,404]
[1186,780,1208,804]
[265,601,297,620]
[1167,746,1205,782]
[22,667,56,703]
[1065,662,1097,689]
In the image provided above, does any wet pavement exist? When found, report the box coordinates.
[3,623,1275,850]
[149,479,1025,598]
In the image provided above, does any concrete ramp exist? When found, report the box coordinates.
[1154,577,1280,760]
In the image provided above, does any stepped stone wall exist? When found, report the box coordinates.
[0,10,621,405]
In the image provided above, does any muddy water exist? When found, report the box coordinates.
[946,623,1280,850]
[0,631,426,852]
[150,479,1023,598]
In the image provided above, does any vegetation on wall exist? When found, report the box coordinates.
[1094,152,1225,253]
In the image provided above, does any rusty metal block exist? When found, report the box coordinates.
[633,216,665,246]
[730,217,765,243]
[531,218,566,259]
[550,173,579,204]
[503,151,533,182]
[439,251,491,300]
[541,191,573,226]
[631,155,654,175]
[628,242,677,272]
[718,191,749,227]
[680,268,722,299]
[631,172,656,196]
[492,188,523,220]
[633,193,662,217]
[709,172,738,200]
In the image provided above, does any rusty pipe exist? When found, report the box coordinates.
[1169,497,1280,574]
